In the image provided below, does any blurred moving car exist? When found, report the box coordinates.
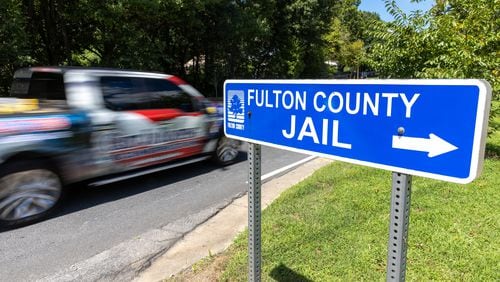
[0,67,240,228]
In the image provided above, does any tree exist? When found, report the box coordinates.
[0,0,31,96]
[324,1,379,77]
[341,39,366,78]
[20,0,96,66]
[288,0,336,78]
[370,0,499,132]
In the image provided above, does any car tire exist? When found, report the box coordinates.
[212,135,241,165]
[0,160,64,229]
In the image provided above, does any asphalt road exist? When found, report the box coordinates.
[0,145,308,281]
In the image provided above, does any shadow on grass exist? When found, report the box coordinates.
[485,143,500,159]
[270,263,313,282]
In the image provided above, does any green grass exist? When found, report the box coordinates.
[219,135,500,281]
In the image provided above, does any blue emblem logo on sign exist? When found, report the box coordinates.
[224,79,491,183]
[227,90,245,131]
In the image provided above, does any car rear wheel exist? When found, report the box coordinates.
[213,135,240,165]
[0,161,63,228]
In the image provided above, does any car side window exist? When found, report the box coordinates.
[100,76,148,111]
[100,76,197,112]
[144,78,196,112]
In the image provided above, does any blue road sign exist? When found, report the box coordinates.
[224,80,491,183]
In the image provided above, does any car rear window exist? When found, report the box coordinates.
[28,72,66,100]
[11,71,66,101]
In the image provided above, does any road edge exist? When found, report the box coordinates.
[134,157,333,282]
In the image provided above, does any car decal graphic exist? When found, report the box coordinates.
[111,137,204,159]
[115,142,205,167]
[0,131,73,144]
[129,109,202,122]
[107,128,203,151]
[0,116,71,135]
[93,127,206,168]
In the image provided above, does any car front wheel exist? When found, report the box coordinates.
[213,136,241,165]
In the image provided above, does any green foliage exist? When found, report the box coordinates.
[370,0,500,132]
[0,0,30,96]
[324,1,379,78]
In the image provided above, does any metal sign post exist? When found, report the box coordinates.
[248,142,262,282]
[386,172,412,282]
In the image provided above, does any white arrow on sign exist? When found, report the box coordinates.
[392,133,458,158]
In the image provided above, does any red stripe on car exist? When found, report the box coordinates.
[167,76,187,85]
[130,109,202,122]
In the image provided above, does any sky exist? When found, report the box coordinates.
[358,0,434,22]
